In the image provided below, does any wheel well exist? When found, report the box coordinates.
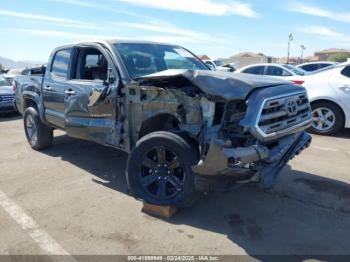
[23,97,38,111]
[311,99,345,120]
[138,114,180,139]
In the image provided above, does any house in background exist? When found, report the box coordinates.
[220,52,277,69]
[314,48,350,61]
[276,57,300,65]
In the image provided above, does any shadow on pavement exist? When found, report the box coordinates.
[335,128,350,139]
[0,112,21,122]
[40,134,350,259]
[42,134,129,195]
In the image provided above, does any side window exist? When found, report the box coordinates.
[302,64,318,71]
[30,67,45,76]
[73,48,108,81]
[51,48,72,78]
[243,66,264,75]
[341,66,350,78]
[266,66,291,76]
[319,63,331,70]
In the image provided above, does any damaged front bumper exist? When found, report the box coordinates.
[192,131,312,188]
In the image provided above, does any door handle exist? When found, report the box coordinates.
[65,89,76,95]
[43,86,52,91]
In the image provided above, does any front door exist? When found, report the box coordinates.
[64,45,121,146]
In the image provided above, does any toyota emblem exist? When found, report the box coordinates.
[286,99,298,116]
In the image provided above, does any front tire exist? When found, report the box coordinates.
[126,131,199,207]
[24,107,53,150]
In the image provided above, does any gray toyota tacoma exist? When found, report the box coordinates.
[14,40,312,207]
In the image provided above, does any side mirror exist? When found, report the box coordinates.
[89,68,116,106]
[107,68,116,85]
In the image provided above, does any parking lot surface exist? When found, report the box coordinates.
[1,114,350,259]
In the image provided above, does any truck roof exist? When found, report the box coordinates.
[55,39,180,50]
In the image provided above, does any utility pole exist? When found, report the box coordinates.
[300,45,306,64]
[287,33,293,64]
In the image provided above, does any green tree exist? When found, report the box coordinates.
[327,53,350,63]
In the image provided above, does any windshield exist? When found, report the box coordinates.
[283,64,306,76]
[0,74,10,86]
[114,43,208,78]
[214,60,224,66]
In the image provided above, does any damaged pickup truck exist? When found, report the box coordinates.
[14,40,312,207]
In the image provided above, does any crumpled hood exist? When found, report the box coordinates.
[138,69,290,100]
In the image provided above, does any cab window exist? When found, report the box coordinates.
[51,48,72,78]
[73,48,108,81]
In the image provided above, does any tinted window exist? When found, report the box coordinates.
[243,66,265,75]
[30,67,45,76]
[73,49,108,81]
[341,66,350,78]
[318,63,333,70]
[51,49,72,78]
[301,64,319,72]
[266,66,291,76]
[114,43,207,78]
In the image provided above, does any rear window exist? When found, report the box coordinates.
[341,66,350,78]
[51,48,72,78]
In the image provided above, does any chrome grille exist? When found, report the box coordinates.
[257,92,312,137]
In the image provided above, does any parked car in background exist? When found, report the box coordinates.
[0,74,15,113]
[236,63,307,83]
[3,66,46,84]
[3,68,25,84]
[203,59,234,72]
[297,61,338,72]
[288,63,350,135]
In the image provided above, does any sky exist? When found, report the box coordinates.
[0,0,349,62]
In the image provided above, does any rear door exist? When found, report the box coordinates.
[330,65,350,114]
[64,45,121,146]
[42,48,72,128]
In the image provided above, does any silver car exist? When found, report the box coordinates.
[0,74,15,113]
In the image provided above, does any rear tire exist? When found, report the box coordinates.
[126,131,199,208]
[309,102,344,135]
[24,107,53,150]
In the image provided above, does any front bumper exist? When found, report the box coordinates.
[192,131,312,187]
